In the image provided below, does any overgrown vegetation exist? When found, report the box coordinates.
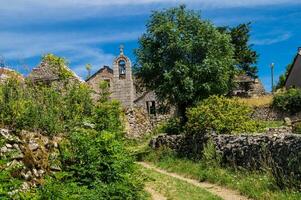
[272,88,301,114]
[142,147,301,200]
[0,69,145,198]
[0,78,93,135]
[186,96,263,135]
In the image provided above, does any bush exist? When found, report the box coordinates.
[186,95,262,134]
[160,117,184,135]
[0,78,94,136]
[272,88,301,114]
[59,128,144,199]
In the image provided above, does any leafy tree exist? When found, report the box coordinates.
[85,64,92,79]
[276,63,293,89]
[135,5,235,119]
[218,23,258,78]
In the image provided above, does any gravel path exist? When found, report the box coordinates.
[138,162,251,200]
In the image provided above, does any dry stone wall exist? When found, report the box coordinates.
[150,128,301,179]
[0,128,62,195]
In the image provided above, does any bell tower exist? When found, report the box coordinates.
[111,45,135,108]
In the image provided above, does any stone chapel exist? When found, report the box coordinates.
[86,46,159,116]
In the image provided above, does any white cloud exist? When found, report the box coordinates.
[0,30,140,78]
[252,32,292,45]
[1,0,300,24]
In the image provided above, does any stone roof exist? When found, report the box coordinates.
[234,74,254,83]
[0,67,24,81]
[28,60,83,83]
[85,65,113,82]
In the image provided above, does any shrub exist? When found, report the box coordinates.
[293,122,301,134]
[93,100,124,133]
[0,78,94,136]
[59,128,144,199]
[160,117,184,135]
[272,88,301,114]
[186,95,262,134]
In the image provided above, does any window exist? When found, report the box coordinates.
[104,79,110,88]
[146,101,156,116]
[118,60,126,79]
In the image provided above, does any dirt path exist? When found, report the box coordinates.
[145,185,167,200]
[138,162,251,200]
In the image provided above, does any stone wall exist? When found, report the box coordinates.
[150,128,301,178]
[0,128,62,195]
[125,108,170,138]
[251,106,301,121]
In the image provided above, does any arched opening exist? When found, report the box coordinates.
[118,60,126,79]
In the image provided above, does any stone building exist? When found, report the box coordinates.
[231,74,266,97]
[86,46,159,116]
[285,47,301,88]
[0,67,24,82]
[28,59,83,84]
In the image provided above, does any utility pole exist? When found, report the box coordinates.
[270,63,275,93]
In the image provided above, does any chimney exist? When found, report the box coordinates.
[298,47,301,55]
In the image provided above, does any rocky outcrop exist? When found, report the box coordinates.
[0,128,62,195]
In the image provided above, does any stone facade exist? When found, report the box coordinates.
[86,47,170,117]
[111,50,135,108]
[231,74,265,97]
[86,47,172,137]
[86,66,113,100]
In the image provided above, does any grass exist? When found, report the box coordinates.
[142,149,301,200]
[260,120,284,129]
[237,95,273,107]
[140,165,222,200]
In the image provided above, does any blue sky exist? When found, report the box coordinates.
[0,0,301,91]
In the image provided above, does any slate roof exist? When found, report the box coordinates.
[285,48,301,87]
[85,65,113,82]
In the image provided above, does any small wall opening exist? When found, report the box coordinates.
[146,101,156,116]
[118,60,126,79]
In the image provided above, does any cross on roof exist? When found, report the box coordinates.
[119,44,124,55]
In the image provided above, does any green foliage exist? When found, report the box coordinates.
[0,77,145,198]
[143,150,301,200]
[58,128,144,199]
[276,63,293,89]
[218,23,258,79]
[93,100,124,133]
[186,96,263,134]
[293,122,301,134]
[202,140,221,167]
[272,88,301,114]
[135,5,236,118]
[160,117,184,135]
[42,54,73,80]
[0,78,93,135]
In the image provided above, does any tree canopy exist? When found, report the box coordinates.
[135,6,235,118]
[218,23,258,79]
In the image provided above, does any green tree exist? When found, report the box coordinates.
[218,23,258,78]
[85,64,92,79]
[135,5,235,119]
[276,63,293,89]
